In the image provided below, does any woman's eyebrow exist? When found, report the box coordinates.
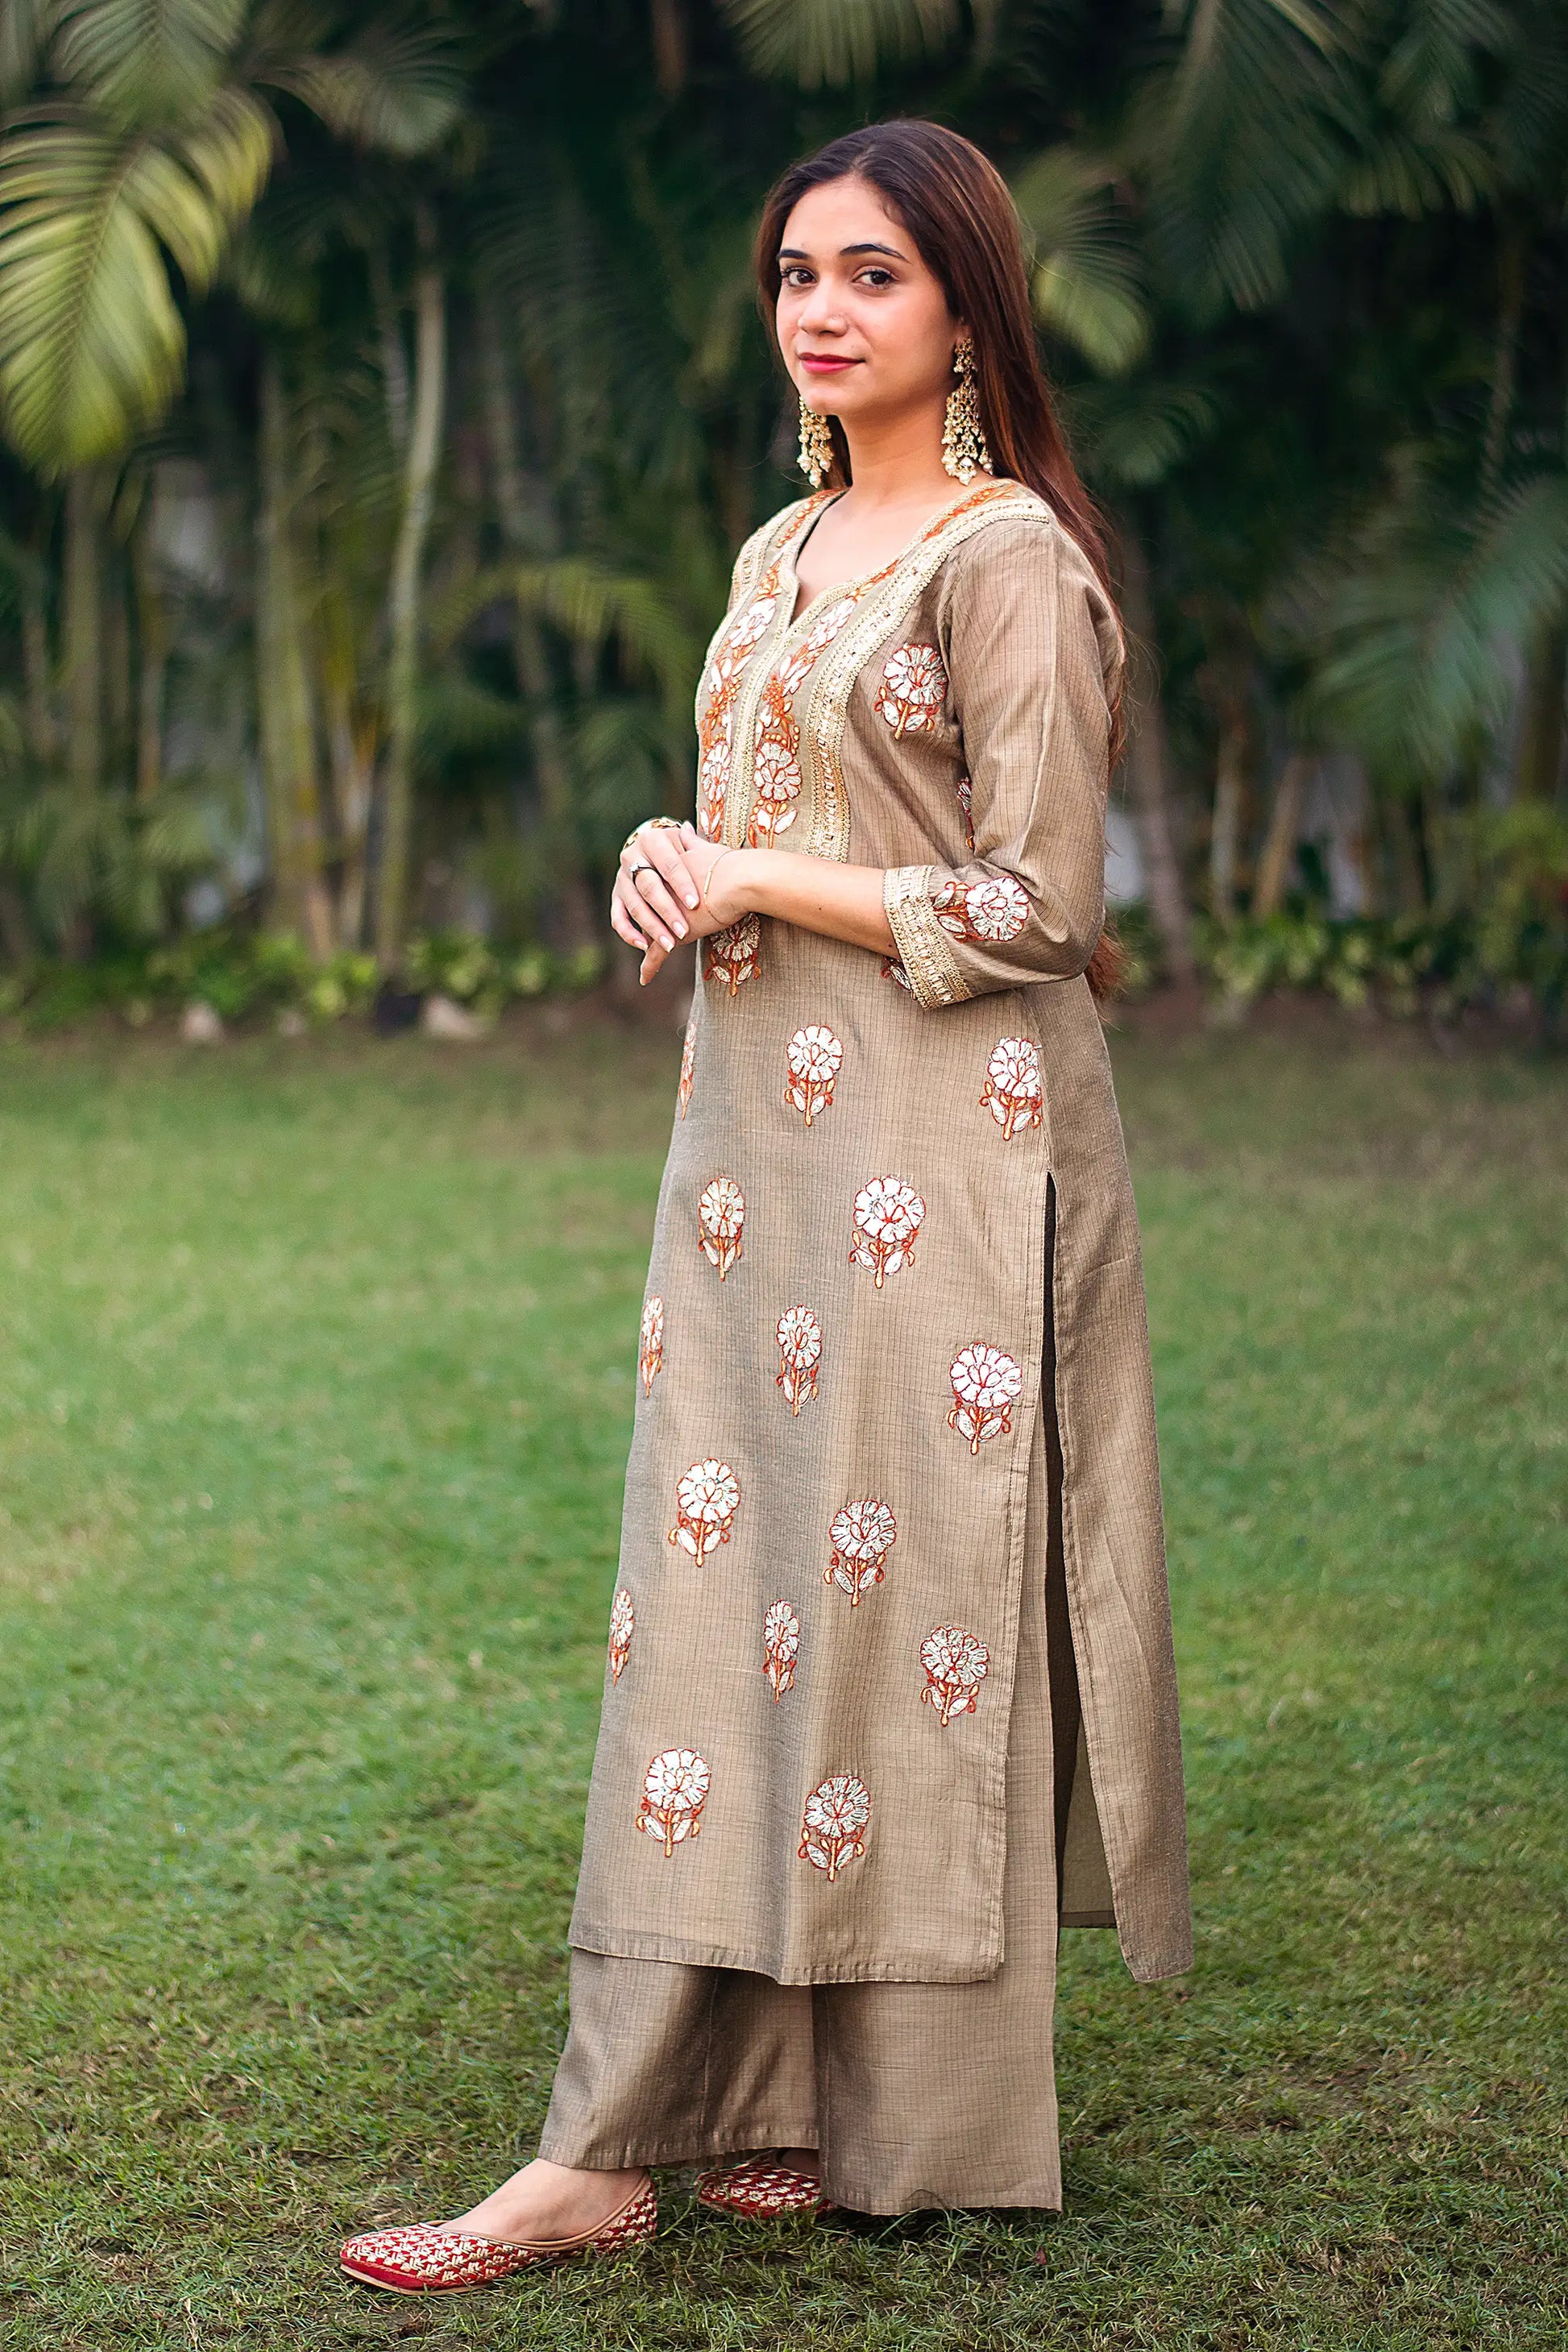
[777,242,908,263]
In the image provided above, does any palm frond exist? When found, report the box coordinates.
[437,559,702,720]
[258,26,465,157]
[716,0,963,88]
[52,0,248,130]
[1013,148,1150,377]
[0,0,53,107]
[1064,377,1222,490]
[0,96,274,471]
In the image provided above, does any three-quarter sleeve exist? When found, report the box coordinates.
[881,515,1120,1010]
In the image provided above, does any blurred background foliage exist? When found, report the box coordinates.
[0,0,1565,1027]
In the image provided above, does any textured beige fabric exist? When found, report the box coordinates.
[541,1393,1073,2213]
[569,479,1190,1987]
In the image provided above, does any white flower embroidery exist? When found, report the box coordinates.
[955,772,975,851]
[774,1305,822,1415]
[799,1773,870,1880]
[608,1588,635,1684]
[784,1024,842,1126]
[934,874,1030,944]
[636,1746,710,1855]
[979,1036,1043,1141]
[881,955,915,993]
[763,1599,800,1701]
[874,641,948,738]
[749,738,801,844]
[638,1295,664,1396]
[948,1344,1023,1454]
[825,1497,898,1607]
[849,1175,926,1287]
[697,1176,745,1279]
[668,1458,740,1564]
[920,1624,991,1725]
[703,913,761,995]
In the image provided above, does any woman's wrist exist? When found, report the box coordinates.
[728,847,778,916]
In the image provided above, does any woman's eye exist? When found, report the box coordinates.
[781,268,814,289]
[859,268,894,288]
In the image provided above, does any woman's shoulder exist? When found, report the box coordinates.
[936,485,1122,670]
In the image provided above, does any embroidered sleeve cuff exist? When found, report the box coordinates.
[882,865,972,1010]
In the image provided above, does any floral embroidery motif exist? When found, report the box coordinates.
[696,591,778,838]
[608,1587,635,1684]
[979,1036,1043,1141]
[784,1024,842,1126]
[775,1305,822,1415]
[849,1175,926,1287]
[669,1458,740,1564]
[636,1746,710,1854]
[874,641,948,738]
[934,874,1030,944]
[825,1497,898,1607]
[881,955,915,993]
[948,1345,1023,1454]
[747,676,802,847]
[697,1176,745,1279]
[638,1295,664,1396]
[920,1624,990,1724]
[763,1599,800,1701]
[677,1021,695,1119]
[703,914,761,995]
[955,772,975,851]
[799,1773,870,1880]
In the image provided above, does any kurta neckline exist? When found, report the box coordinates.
[782,478,1010,634]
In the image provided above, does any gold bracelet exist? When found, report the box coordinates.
[621,815,682,857]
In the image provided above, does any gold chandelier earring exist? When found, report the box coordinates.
[941,337,991,484]
[797,397,835,488]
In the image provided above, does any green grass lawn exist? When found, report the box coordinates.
[1,1014,1564,2350]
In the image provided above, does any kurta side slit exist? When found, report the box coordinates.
[541,483,1190,2215]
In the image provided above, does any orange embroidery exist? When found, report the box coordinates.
[934,874,1030,944]
[979,1036,1043,1140]
[948,1345,1023,1453]
[638,1295,664,1395]
[748,674,801,847]
[636,1747,710,1854]
[774,1305,821,1414]
[697,1176,745,1278]
[694,497,828,840]
[677,1021,695,1118]
[669,1458,740,1563]
[920,1624,990,1724]
[849,1175,925,1286]
[873,641,948,738]
[955,772,975,851]
[825,1497,897,1607]
[703,913,761,994]
[608,1588,635,1684]
[881,955,915,993]
[784,1024,841,1125]
[799,1773,870,1880]
[763,1599,800,1701]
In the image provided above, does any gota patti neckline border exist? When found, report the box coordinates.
[720,480,1053,862]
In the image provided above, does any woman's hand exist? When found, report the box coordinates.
[611,823,759,985]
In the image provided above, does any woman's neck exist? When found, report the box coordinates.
[836,399,956,515]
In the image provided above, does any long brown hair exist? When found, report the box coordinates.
[754,119,1127,1002]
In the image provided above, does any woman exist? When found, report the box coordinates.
[341,118,1189,2295]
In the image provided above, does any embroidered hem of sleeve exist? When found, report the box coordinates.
[883,864,971,1009]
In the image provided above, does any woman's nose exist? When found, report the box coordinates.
[798,280,844,334]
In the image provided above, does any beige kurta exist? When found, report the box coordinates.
[569,478,1191,1989]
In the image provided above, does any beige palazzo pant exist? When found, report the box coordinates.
[539,1202,1084,2215]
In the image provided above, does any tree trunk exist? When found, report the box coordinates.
[131,521,166,803]
[1118,525,1194,979]
[20,532,56,769]
[63,467,102,801]
[1209,699,1250,923]
[257,352,334,957]
[649,0,687,94]
[373,214,446,970]
[1252,751,1311,919]
[1515,619,1566,801]
[476,291,596,949]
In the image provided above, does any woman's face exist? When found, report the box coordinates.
[776,175,962,432]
